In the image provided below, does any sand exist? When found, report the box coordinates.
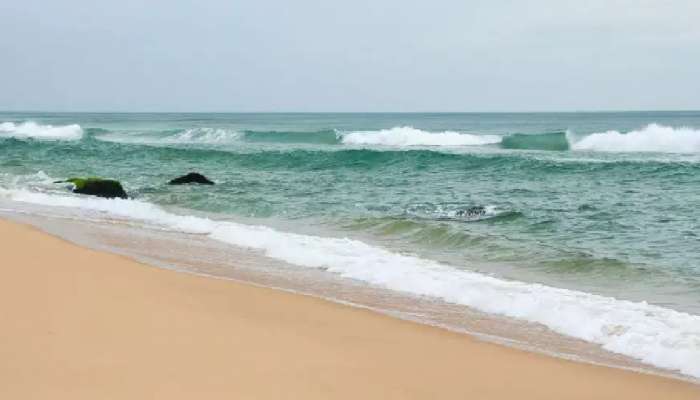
[1,218,698,399]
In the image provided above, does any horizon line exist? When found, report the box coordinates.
[1,109,700,114]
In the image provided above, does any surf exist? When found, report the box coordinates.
[340,126,502,147]
[570,124,700,153]
[85,122,700,156]
[0,121,83,141]
[1,186,699,379]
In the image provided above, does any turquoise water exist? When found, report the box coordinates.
[1,112,699,314]
[4,111,700,377]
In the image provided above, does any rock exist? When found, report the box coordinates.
[168,172,214,185]
[455,206,486,218]
[57,177,128,199]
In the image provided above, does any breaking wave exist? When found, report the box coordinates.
[96,127,243,145]
[0,121,83,141]
[88,123,700,155]
[570,124,700,153]
[342,124,700,154]
[340,126,502,147]
[98,126,504,147]
[168,128,243,144]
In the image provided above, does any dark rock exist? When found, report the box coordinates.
[57,177,128,199]
[455,206,486,218]
[169,172,214,185]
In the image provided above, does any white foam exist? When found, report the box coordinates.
[341,126,502,147]
[96,128,242,145]
[0,121,83,140]
[2,188,700,379]
[1,170,56,190]
[169,128,243,144]
[571,124,700,153]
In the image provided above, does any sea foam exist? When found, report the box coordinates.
[167,128,243,144]
[1,187,699,379]
[96,127,243,145]
[0,121,83,140]
[341,126,502,147]
[571,124,700,153]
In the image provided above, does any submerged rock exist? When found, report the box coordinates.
[57,177,128,199]
[455,206,486,218]
[168,172,214,185]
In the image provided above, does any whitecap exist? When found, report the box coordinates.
[340,126,502,147]
[571,124,700,153]
[0,121,83,140]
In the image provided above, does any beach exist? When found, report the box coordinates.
[1,218,698,399]
[3,112,700,379]
[4,0,700,396]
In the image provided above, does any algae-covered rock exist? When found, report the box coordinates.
[59,177,128,199]
[168,172,214,185]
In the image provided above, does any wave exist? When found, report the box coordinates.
[571,124,700,153]
[1,187,699,379]
[79,122,700,156]
[501,131,570,151]
[97,128,340,146]
[473,124,700,154]
[99,126,502,148]
[344,125,700,153]
[0,121,83,141]
[169,127,243,144]
[340,126,502,147]
[96,127,243,145]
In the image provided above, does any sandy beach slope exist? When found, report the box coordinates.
[1,218,698,399]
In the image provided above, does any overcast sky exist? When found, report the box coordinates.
[1,0,699,112]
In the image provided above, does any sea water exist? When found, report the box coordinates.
[1,111,699,378]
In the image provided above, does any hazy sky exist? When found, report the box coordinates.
[1,0,699,112]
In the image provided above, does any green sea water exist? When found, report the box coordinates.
[1,111,699,315]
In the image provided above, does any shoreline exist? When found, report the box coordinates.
[2,204,689,382]
[1,217,699,399]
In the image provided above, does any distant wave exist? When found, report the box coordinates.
[571,124,700,153]
[98,128,338,146]
[1,186,699,379]
[340,124,700,154]
[0,121,83,141]
[92,123,700,155]
[170,127,243,144]
[98,126,503,147]
[483,124,700,154]
[97,127,242,145]
[340,126,502,146]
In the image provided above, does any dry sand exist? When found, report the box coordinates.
[1,218,698,399]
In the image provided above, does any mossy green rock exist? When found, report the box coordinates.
[63,177,128,199]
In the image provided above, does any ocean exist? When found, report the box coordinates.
[1,111,699,379]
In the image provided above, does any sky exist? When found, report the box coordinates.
[1,0,699,112]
